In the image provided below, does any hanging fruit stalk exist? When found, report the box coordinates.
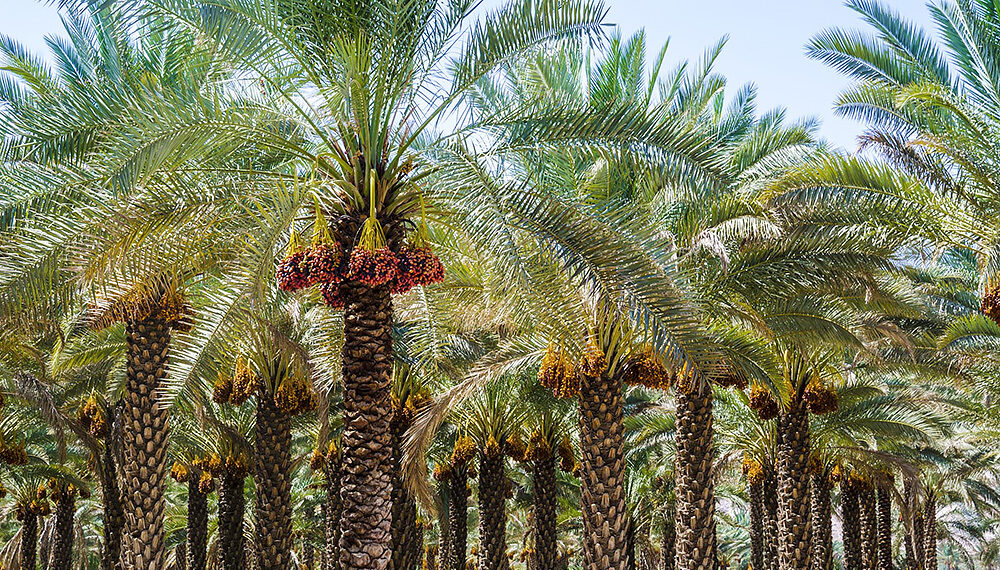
[749,384,779,420]
[276,231,309,292]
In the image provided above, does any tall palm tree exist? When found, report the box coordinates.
[0,7,224,568]
[114,2,607,566]
[2,1,609,568]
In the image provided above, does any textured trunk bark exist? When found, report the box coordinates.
[478,453,509,570]
[324,454,342,570]
[810,472,832,570]
[762,471,779,570]
[176,540,186,570]
[40,515,50,570]
[876,484,892,570]
[22,513,38,570]
[187,476,207,570]
[923,492,936,570]
[256,387,293,570]
[579,371,628,570]
[339,276,395,570]
[635,522,654,570]
[415,520,425,570]
[776,396,811,570]
[841,480,862,570]
[625,517,636,570]
[904,480,922,570]
[447,466,468,570]
[50,490,75,570]
[100,438,124,570]
[860,486,877,569]
[673,383,716,570]
[438,486,451,570]
[218,470,247,570]
[659,501,675,570]
[750,481,765,570]
[391,408,420,570]
[304,505,316,570]
[120,313,172,570]
[913,498,925,570]
[532,455,558,570]
[305,536,315,570]
[425,545,438,570]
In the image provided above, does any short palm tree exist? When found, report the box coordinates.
[459,384,523,570]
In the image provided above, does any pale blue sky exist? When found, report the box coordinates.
[0,0,935,149]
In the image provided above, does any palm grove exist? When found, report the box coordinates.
[1,0,1000,569]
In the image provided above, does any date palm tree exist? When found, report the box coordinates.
[3,1,609,568]
[0,7,228,568]
[460,383,523,570]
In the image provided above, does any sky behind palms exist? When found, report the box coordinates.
[1,0,933,149]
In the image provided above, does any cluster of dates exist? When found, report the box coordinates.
[983,283,1000,325]
[742,456,766,486]
[556,435,577,473]
[803,380,839,415]
[0,439,29,466]
[310,440,339,472]
[77,395,109,439]
[621,350,672,390]
[212,358,257,407]
[538,346,580,399]
[93,287,193,332]
[749,384,779,420]
[276,207,444,309]
[15,496,50,521]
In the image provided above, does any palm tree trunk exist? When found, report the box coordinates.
[478,453,509,570]
[810,471,832,570]
[218,469,247,570]
[659,502,675,570]
[100,438,124,570]
[438,485,451,570]
[22,512,38,570]
[426,545,438,570]
[636,521,654,570]
[50,490,75,570]
[324,455,342,570]
[579,370,628,570]
[305,536,316,570]
[841,480,862,570]
[187,476,208,570]
[304,505,316,570]
[776,394,811,570]
[40,515,50,570]
[532,455,558,570]
[391,408,420,570]
[876,483,892,570]
[339,275,395,570]
[256,386,293,570]
[762,470,780,570]
[923,491,936,570]
[120,313,172,570]
[904,480,922,570]
[415,520,425,570]
[625,516,636,570]
[176,539,187,570]
[447,465,468,570]
[913,496,925,570]
[860,485,877,569]
[749,481,765,570]
[673,382,716,570]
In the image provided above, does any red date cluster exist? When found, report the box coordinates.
[277,235,445,309]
